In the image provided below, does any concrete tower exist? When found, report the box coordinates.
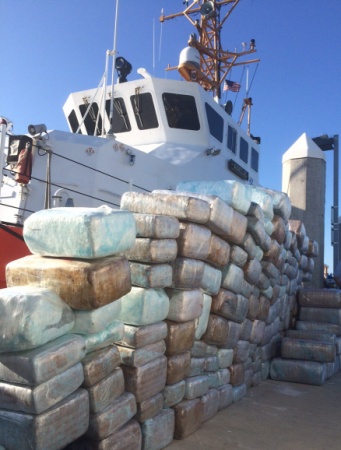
[282,133,326,288]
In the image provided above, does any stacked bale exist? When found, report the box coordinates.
[270,288,341,386]
[3,206,141,450]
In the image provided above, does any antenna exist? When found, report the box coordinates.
[107,0,120,135]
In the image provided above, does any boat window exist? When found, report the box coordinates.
[162,93,200,130]
[68,110,81,134]
[251,147,259,172]
[205,103,223,142]
[105,98,131,133]
[240,137,249,163]
[130,92,158,130]
[227,125,237,153]
[79,102,103,136]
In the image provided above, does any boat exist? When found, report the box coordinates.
[0,0,261,288]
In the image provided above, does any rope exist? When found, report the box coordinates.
[247,62,259,96]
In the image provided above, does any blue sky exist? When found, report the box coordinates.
[1,0,341,269]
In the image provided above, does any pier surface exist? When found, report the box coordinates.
[168,372,341,450]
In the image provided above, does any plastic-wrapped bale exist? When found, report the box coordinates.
[81,321,124,354]
[121,191,210,224]
[173,398,203,439]
[229,363,245,386]
[118,322,167,349]
[166,352,191,385]
[86,392,137,441]
[270,357,327,385]
[202,314,239,348]
[165,320,196,356]
[133,213,180,239]
[306,239,319,257]
[217,383,233,410]
[261,188,291,221]
[86,368,125,414]
[71,300,122,335]
[243,258,262,285]
[129,262,173,289]
[211,289,249,324]
[250,187,274,221]
[0,389,89,450]
[247,217,271,252]
[298,288,341,308]
[117,341,166,368]
[162,380,186,407]
[230,245,248,267]
[207,368,230,389]
[285,329,336,343]
[200,263,222,296]
[0,286,74,353]
[221,263,245,295]
[0,334,85,385]
[176,179,252,215]
[217,348,234,369]
[82,346,121,388]
[124,238,177,264]
[201,388,219,422]
[6,255,131,310]
[119,287,169,326]
[233,383,247,403]
[177,222,211,261]
[166,289,203,323]
[135,392,164,423]
[23,206,136,259]
[141,408,175,450]
[207,234,230,268]
[68,419,142,450]
[195,294,212,340]
[271,215,287,245]
[171,257,205,289]
[122,355,167,403]
[233,340,250,364]
[0,363,84,414]
[281,337,336,363]
[184,375,209,399]
[299,307,341,326]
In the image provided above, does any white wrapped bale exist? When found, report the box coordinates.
[243,258,262,285]
[233,340,250,364]
[177,222,211,261]
[200,263,222,295]
[166,289,203,322]
[162,380,186,407]
[0,334,85,385]
[82,321,124,354]
[23,206,136,259]
[72,300,122,334]
[281,338,336,363]
[121,191,210,224]
[82,346,121,388]
[176,180,252,215]
[217,383,233,410]
[117,341,166,367]
[207,368,230,388]
[141,408,175,450]
[0,286,74,353]
[135,392,164,423]
[0,389,89,450]
[233,383,247,402]
[133,213,180,239]
[6,255,131,310]
[118,322,167,349]
[129,263,173,289]
[221,263,244,294]
[122,356,167,403]
[217,349,234,368]
[250,188,274,221]
[0,363,83,414]
[195,294,212,340]
[124,238,177,263]
[263,188,292,221]
[270,357,326,385]
[86,392,137,440]
[230,245,248,267]
[211,289,248,323]
[119,287,169,326]
[205,356,219,372]
[247,217,271,251]
[87,367,125,414]
[172,257,205,289]
[240,233,257,260]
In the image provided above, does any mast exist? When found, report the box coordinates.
[160,0,259,99]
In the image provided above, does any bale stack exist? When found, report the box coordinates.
[270,288,341,386]
[3,206,142,450]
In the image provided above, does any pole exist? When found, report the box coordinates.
[333,134,339,272]
[108,0,119,135]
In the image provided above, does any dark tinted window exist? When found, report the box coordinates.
[68,109,81,134]
[106,98,131,133]
[227,125,237,153]
[79,102,102,136]
[251,147,259,172]
[205,103,224,142]
[240,137,248,163]
[163,93,200,130]
[130,92,158,130]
